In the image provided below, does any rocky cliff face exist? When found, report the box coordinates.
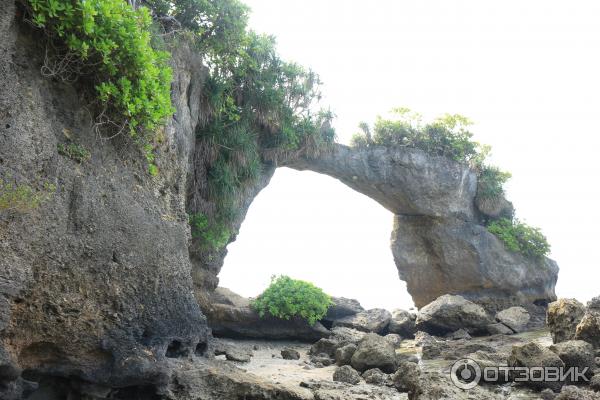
[286,144,559,311]
[0,3,209,396]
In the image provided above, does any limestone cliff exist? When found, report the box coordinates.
[0,3,209,397]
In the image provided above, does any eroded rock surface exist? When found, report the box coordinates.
[286,144,559,311]
[415,294,493,335]
[1,3,208,396]
[547,298,586,343]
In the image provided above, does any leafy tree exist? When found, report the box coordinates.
[251,275,333,326]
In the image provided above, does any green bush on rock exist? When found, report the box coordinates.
[476,165,512,201]
[351,108,488,165]
[251,275,333,326]
[487,218,550,259]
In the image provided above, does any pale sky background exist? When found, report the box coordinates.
[219,0,600,311]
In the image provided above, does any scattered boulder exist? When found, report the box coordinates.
[556,386,600,400]
[333,309,392,334]
[590,375,600,391]
[466,350,510,382]
[445,328,471,341]
[387,309,417,338]
[541,388,557,400]
[508,342,565,391]
[549,340,595,378]
[547,298,586,343]
[414,331,436,346]
[213,340,253,363]
[310,353,334,368]
[324,297,365,322]
[415,295,493,335]
[309,339,338,357]
[362,368,389,386]
[330,327,367,346]
[495,306,530,333]
[394,367,499,400]
[335,344,357,366]
[421,339,496,361]
[575,297,600,348]
[383,333,402,347]
[391,361,419,393]
[350,333,397,373]
[281,348,301,360]
[486,323,514,335]
[333,365,361,385]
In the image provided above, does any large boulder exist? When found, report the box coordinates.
[549,340,595,378]
[206,301,330,341]
[508,342,565,392]
[575,297,600,348]
[323,297,364,323]
[547,298,586,343]
[495,306,530,333]
[387,309,417,338]
[350,333,397,373]
[415,295,494,335]
[330,327,367,346]
[333,309,391,334]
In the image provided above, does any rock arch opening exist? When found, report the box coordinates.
[218,167,414,311]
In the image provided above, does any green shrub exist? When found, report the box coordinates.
[189,212,231,250]
[353,109,488,165]
[0,179,55,213]
[251,275,333,326]
[487,218,550,259]
[26,0,174,139]
[57,142,91,163]
[476,165,512,201]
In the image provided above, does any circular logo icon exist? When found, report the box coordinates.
[450,358,482,390]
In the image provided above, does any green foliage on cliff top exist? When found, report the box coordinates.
[151,0,335,251]
[487,218,550,259]
[251,275,333,326]
[351,108,511,205]
[351,108,488,165]
[26,0,174,144]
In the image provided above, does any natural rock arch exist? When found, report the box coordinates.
[199,143,559,313]
[284,143,559,311]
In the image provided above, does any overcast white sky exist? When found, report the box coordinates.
[219,0,600,311]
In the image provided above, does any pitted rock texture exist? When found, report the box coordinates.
[286,144,559,311]
[0,3,208,395]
